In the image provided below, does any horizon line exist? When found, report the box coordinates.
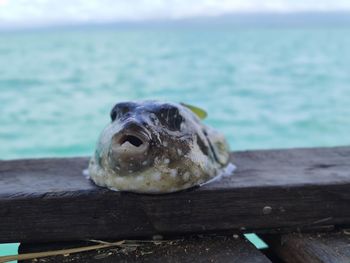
[1,11,350,31]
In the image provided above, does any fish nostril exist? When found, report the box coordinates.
[119,135,143,147]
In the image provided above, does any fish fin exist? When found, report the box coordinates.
[180,102,208,120]
[205,127,230,166]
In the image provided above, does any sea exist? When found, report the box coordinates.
[1,22,350,259]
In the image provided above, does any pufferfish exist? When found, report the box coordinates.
[88,100,231,194]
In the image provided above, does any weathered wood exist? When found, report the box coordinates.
[263,229,350,263]
[0,147,350,243]
[18,235,271,263]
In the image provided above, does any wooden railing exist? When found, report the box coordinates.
[1,146,349,262]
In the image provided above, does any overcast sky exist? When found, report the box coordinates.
[1,0,350,27]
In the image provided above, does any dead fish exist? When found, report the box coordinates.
[88,100,230,194]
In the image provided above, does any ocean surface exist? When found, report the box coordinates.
[1,26,350,257]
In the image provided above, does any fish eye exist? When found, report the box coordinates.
[155,105,183,131]
[110,102,136,121]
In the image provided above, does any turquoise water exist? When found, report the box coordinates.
[1,27,350,256]
[1,28,350,160]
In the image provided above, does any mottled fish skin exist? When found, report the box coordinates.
[89,100,230,194]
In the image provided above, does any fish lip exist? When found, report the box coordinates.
[113,125,150,148]
[119,132,148,146]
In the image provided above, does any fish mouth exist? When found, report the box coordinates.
[118,133,146,148]
[109,122,152,174]
[111,126,150,156]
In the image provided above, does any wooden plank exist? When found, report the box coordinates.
[17,235,271,263]
[0,146,350,243]
[263,230,350,263]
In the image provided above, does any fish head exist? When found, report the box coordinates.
[106,101,198,175]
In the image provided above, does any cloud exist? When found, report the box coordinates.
[1,0,350,27]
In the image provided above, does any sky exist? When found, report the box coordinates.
[1,0,350,28]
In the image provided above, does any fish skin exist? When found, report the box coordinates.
[89,100,230,194]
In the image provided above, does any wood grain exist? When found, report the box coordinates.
[264,230,350,263]
[0,147,349,243]
[18,235,271,263]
